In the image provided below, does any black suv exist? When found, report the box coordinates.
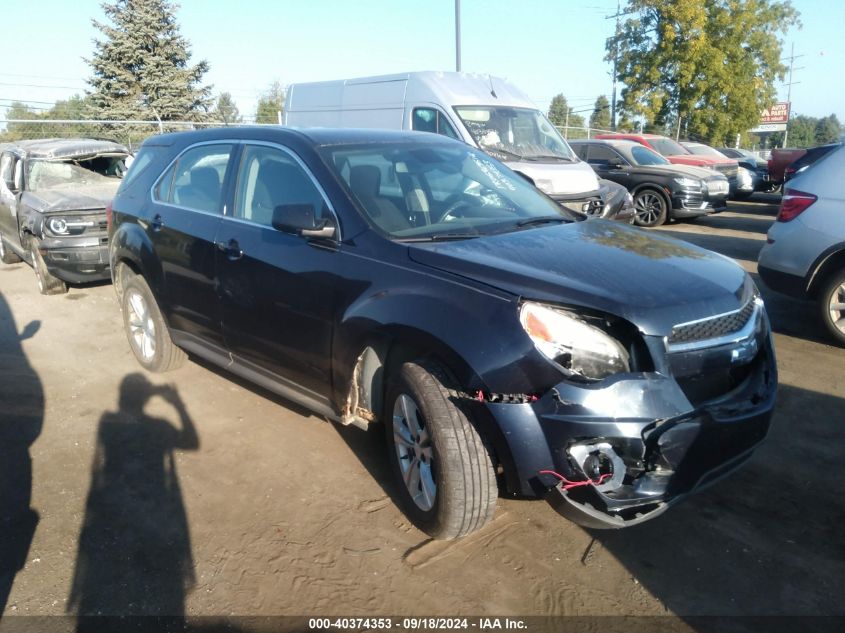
[0,138,129,293]
[570,139,729,227]
[109,127,777,539]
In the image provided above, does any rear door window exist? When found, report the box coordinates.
[154,144,234,214]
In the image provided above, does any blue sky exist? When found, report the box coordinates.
[3,0,842,124]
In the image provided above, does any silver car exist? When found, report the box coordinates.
[758,144,845,345]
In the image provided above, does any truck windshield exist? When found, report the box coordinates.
[454,106,576,162]
[323,142,576,241]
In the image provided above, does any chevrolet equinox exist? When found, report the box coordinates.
[109,127,777,539]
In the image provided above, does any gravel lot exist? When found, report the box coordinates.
[1,195,843,630]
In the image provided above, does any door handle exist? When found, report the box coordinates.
[216,238,243,261]
[150,214,164,231]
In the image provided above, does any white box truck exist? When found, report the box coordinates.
[284,71,603,214]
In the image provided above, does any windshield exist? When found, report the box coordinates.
[27,156,125,192]
[648,137,689,156]
[454,106,576,162]
[323,143,576,240]
[629,145,670,166]
[685,144,724,158]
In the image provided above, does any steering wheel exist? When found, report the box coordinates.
[438,193,477,222]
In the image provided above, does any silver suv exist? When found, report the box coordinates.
[758,143,845,345]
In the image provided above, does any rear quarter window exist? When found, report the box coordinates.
[118,146,159,193]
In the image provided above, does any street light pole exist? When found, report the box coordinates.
[455,0,462,72]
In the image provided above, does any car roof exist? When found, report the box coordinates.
[0,138,129,159]
[143,125,458,149]
[570,138,645,149]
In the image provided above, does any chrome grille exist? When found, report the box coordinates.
[714,163,739,179]
[669,299,757,346]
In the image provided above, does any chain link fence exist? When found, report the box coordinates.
[555,126,616,140]
[0,119,277,151]
[1,119,621,150]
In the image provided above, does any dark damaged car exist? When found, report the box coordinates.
[0,138,129,294]
[109,127,777,539]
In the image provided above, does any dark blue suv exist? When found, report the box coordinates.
[109,127,777,539]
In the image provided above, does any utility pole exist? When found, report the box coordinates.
[606,0,623,130]
[455,0,462,72]
[781,42,804,148]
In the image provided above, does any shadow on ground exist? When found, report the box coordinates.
[0,292,43,616]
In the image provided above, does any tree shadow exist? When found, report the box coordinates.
[0,293,43,616]
[586,384,845,628]
[67,373,199,626]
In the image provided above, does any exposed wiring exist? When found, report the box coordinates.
[539,469,612,490]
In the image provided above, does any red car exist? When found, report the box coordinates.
[596,133,738,191]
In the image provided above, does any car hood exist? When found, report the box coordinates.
[22,181,120,213]
[407,220,748,336]
[631,163,721,180]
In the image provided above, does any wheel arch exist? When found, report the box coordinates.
[807,243,845,299]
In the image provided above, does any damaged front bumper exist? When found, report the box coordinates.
[479,322,776,529]
[39,235,110,283]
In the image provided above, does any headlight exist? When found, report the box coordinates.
[673,176,701,188]
[519,302,631,380]
[738,167,753,186]
[48,217,69,235]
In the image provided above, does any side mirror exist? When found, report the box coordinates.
[606,159,624,169]
[272,204,336,239]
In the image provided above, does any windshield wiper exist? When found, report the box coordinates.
[399,233,481,242]
[521,154,575,162]
[516,216,569,227]
[483,147,525,161]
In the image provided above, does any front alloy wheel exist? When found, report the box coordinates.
[633,189,668,228]
[392,394,436,511]
[385,360,497,539]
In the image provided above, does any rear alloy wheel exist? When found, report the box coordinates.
[820,270,845,346]
[0,233,22,264]
[29,241,67,295]
[122,275,186,372]
[633,189,668,228]
[386,359,497,540]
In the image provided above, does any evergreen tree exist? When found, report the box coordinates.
[87,0,212,121]
[589,95,611,130]
[547,94,584,129]
[214,92,242,125]
[255,81,286,124]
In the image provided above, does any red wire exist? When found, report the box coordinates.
[539,469,612,490]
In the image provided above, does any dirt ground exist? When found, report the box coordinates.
[1,196,843,631]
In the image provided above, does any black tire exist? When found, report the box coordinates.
[121,274,186,372]
[385,359,497,539]
[819,269,845,347]
[0,233,22,264]
[29,241,67,295]
[633,188,668,228]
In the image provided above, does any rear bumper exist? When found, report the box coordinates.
[481,323,776,528]
[758,263,808,299]
[39,236,110,283]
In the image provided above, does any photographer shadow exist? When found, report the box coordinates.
[0,294,42,616]
[68,373,199,620]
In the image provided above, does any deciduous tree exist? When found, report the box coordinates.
[255,81,286,124]
[213,92,242,125]
[608,0,799,144]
